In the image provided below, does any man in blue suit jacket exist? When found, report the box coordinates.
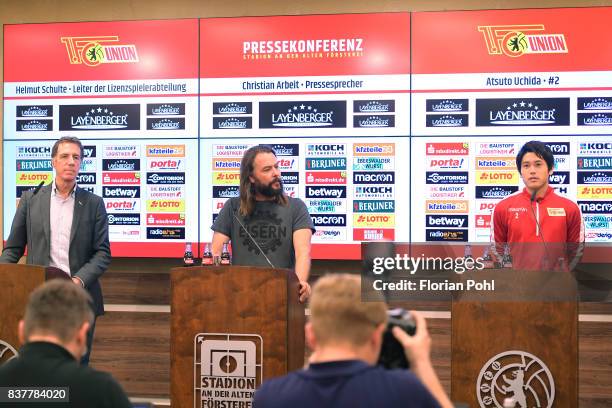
[1,136,110,365]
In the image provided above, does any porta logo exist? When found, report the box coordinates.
[478,25,568,57]
[61,36,139,66]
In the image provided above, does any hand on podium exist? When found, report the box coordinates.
[298,280,311,303]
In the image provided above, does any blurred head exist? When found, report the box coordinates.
[18,280,93,360]
[239,145,287,216]
[51,136,83,185]
[516,141,554,194]
[308,274,387,361]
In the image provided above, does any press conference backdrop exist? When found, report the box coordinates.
[3,9,612,259]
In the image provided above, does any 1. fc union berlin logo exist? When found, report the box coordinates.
[477,25,568,57]
[60,36,139,66]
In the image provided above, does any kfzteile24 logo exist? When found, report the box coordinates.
[61,36,139,66]
[478,25,568,57]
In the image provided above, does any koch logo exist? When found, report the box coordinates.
[107,213,141,225]
[578,97,612,111]
[577,171,612,184]
[426,114,468,127]
[426,99,469,112]
[549,172,570,185]
[311,215,347,227]
[103,159,140,171]
[146,172,185,184]
[102,172,140,185]
[426,229,468,242]
[281,172,299,184]
[354,186,394,199]
[16,146,51,158]
[265,144,299,156]
[259,101,346,128]
[148,159,184,171]
[579,142,612,155]
[147,117,185,130]
[105,199,139,212]
[477,143,517,156]
[426,172,469,184]
[17,105,53,117]
[353,100,395,113]
[544,142,570,155]
[353,172,394,184]
[82,146,96,158]
[277,158,298,171]
[76,173,96,184]
[428,157,467,170]
[476,98,570,126]
[578,157,612,170]
[213,117,252,129]
[306,158,346,170]
[59,104,140,130]
[79,158,96,172]
[556,186,569,195]
[578,201,612,214]
[103,186,140,198]
[426,215,468,228]
[305,186,346,199]
[426,143,469,155]
[16,160,52,171]
[212,186,239,198]
[353,157,394,171]
[476,186,518,199]
[213,102,252,115]
[104,145,138,158]
[146,227,185,240]
[16,119,52,131]
[353,200,395,213]
[354,115,395,128]
[147,103,185,116]
[306,144,346,157]
[579,113,612,126]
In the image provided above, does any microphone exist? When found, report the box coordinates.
[529,190,553,270]
[32,181,45,196]
[232,213,276,269]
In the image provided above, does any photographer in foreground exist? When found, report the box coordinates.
[253,274,452,408]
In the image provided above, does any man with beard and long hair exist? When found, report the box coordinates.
[211,145,315,302]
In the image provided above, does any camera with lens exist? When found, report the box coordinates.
[377,308,416,369]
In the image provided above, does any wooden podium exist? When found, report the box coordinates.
[451,269,578,407]
[170,265,305,408]
[0,264,46,364]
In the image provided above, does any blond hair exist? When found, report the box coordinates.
[310,274,387,346]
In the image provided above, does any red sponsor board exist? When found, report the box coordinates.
[475,214,492,229]
[146,213,186,226]
[353,228,395,241]
[5,19,198,81]
[425,143,469,155]
[200,13,410,78]
[102,172,140,185]
[305,171,346,185]
[412,7,612,74]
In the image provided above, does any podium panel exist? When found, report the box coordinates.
[170,266,304,408]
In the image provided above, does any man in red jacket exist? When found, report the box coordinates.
[493,141,584,271]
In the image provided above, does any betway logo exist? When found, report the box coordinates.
[305,186,346,198]
[426,215,467,228]
[103,186,139,198]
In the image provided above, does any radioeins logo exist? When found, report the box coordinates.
[477,24,568,57]
[61,36,138,66]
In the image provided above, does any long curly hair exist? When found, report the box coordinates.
[239,145,288,217]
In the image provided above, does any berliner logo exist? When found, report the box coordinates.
[477,350,555,408]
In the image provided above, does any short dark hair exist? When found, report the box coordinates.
[23,280,94,343]
[516,141,554,171]
[51,136,84,159]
